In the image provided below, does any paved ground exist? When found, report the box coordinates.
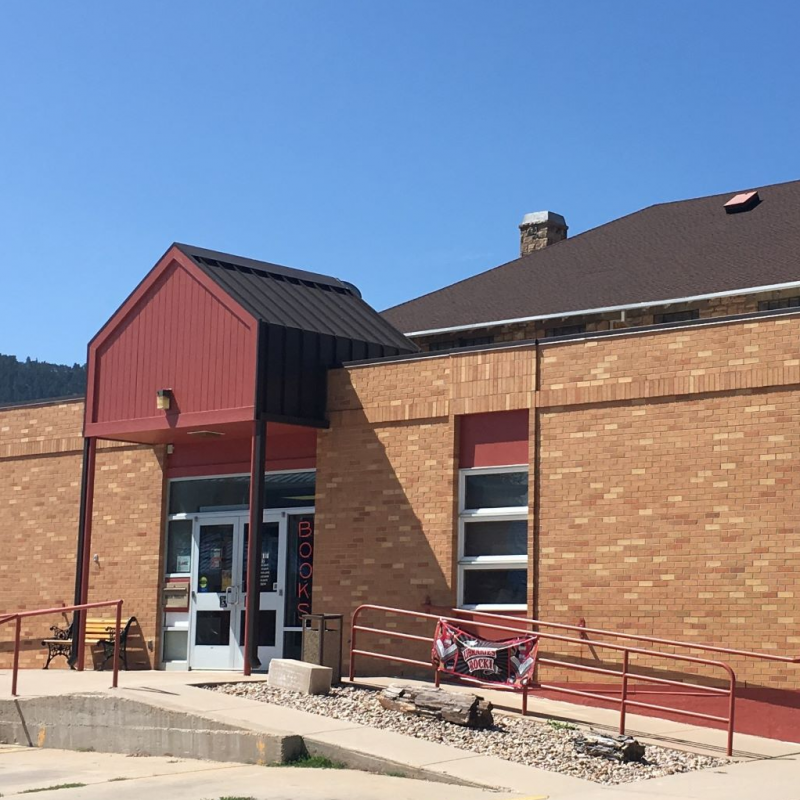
[4,670,800,799]
[0,747,523,799]
[5,746,800,800]
[3,668,794,758]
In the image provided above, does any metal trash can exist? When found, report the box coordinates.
[301,613,343,683]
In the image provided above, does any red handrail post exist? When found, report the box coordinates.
[76,616,86,672]
[619,649,629,735]
[348,606,359,681]
[112,600,122,689]
[727,669,737,757]
[11,616,21,697]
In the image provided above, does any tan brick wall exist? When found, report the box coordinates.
[316,348,536,672]
[538,391,800,687]
[314,413,457,669]
[0,399,165,670]
[88,445,166,669]
[319,312,800,687]
[538,316,800,391]
[4,307,800,689]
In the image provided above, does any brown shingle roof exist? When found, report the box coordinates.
[382,179,800,334]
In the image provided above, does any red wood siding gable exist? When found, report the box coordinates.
[85,246,258,441]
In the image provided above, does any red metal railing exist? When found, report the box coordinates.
[452,608,800,665]
[350,604,739,755]
[1,600,123,696]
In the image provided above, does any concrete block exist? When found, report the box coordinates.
[268,659,332,695]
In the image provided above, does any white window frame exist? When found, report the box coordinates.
[457,465,528,611]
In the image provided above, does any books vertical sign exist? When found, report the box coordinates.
[285,515,314,627]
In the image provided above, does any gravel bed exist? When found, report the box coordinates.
[205,682,725,785]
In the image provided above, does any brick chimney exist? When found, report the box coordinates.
[519,211,568,256]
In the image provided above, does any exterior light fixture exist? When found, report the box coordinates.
[156,389,173,411]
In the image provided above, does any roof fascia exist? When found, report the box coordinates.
[403,279,800,337]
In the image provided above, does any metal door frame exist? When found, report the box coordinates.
[188,509,313,670]
[188,513,242,670]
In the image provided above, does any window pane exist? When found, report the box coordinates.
[653,309,699,324]
[463,520,527,557]
[163,629,188,661]
[464,472,527,510]
[544,323,586,338]
[166,519,192,574]
[239,610,277,647]
[283,630,302,660]
[759,296,800,311]
[429,336,493,351]
[195,611,230,646]
[264,472,316,509]
[197,524,234,594]
[242,522,279,592]
[170,476,249,514]
[168,472,316,514]
[463,569,527,606]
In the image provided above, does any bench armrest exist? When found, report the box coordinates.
[48,624,71,640]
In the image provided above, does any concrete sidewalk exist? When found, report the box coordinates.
[2,669,800,799]
[0,747,521,799]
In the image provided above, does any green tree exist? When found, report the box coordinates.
[0,353,86,404]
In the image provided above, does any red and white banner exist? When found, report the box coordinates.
[432,619,539,688]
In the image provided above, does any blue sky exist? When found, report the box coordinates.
[1,2,799,364]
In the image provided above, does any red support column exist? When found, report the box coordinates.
[243,418,267,675]
[71,437,97,671]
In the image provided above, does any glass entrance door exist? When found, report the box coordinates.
[189,513,286,670]
[237,519,285,668]
[190,518,239,670]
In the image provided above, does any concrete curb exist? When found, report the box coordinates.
[0,694,303,765]
[302,735,493,789]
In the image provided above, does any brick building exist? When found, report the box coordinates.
[1,180,799,693]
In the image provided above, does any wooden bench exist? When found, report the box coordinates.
[41,616,137,671]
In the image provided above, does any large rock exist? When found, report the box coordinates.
[267,659,332,695]
[574,732,646,762]
[379,684,493,728]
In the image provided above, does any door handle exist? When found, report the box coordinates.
[224,586,235,607]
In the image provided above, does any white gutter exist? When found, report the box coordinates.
[403,279,800,337]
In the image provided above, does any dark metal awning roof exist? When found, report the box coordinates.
[177,243,413,353]
[175,243,418,427]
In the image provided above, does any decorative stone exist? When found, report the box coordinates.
[379,684,493,728]
[574,731,646,762]
[267,659,332,695]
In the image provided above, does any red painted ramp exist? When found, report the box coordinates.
[532,684,800,744]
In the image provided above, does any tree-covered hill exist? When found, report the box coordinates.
[0,354,86,405]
